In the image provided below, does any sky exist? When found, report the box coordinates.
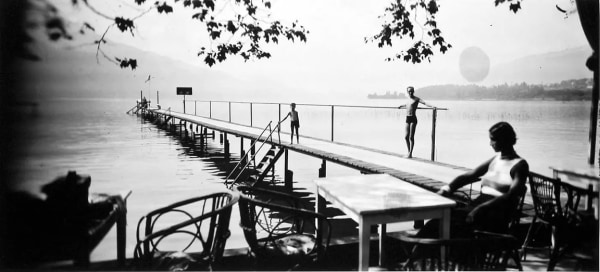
[51,0,591,101]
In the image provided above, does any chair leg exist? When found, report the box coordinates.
[547,226,563,271]
[520,216,538,261]
[547,245,561,271]
[511,250,523,271]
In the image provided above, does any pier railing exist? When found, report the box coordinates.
[184,100,447,161]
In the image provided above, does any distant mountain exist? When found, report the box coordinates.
[11,40,251,102]
[485,46,594,85]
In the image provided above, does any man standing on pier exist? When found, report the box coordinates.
[398,86,436,158]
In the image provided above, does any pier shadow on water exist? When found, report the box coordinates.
[145,113,367,241]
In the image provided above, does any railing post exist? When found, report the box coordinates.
[194,101,197,116]
[209,101,212,119]
[278,104,282,133]
[156,90,159,105]
[331,105,334,141]
[229,101,231,123]
[431,108,437,161]
[250,103,253,127]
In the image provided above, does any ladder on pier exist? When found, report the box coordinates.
[225,121,285,189]
[126,104,139,114]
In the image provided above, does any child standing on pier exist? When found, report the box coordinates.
[398,86,436,158]
[282,103,300,144]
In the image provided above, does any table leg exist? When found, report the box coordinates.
[359,218,370,271]
[379,224,386,267]
[439,209,451,262]
[117,206,127,266]
[440,208,451,239]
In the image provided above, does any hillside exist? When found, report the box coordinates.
[11,40,249,102]
[485,46,593,85]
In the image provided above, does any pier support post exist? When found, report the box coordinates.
[220,133,223,144]
[240,138,246,164]
[199,126,205,150]
[318,159,326,178]
[316,159,327,230]
[224,133,230,158]
[285,170,294,191]
[284,149,293,191]
[183,121,188,138]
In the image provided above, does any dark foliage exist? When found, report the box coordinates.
[116,58,138,70]
[367,0,523,63]
[17,0,530,69]
[132,0,309,67]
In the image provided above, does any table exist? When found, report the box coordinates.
[550,166,599,218]
[314,174,456,271]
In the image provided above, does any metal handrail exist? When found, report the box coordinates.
[126,104,139,114]
[224,120,283,188]
[188,99,448,111]
[186,99,447,161]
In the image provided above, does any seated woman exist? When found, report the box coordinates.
[419,121,529,237]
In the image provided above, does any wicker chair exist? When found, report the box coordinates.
[396,230,522,271]
[522,172,597,270]
[133,191,239,271]
[235,186,332,270]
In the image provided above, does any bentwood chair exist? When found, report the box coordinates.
[235,186,332,270]
[396,230,522,271]
[133,191,239,271]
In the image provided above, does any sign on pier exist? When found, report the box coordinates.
[177,87,192,113]
[177,87,192,95]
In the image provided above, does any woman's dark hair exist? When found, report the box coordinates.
[489,122,517,146]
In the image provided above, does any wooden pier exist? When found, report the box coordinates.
[144,108,476,200]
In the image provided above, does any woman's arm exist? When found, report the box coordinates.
[438,157,494,195]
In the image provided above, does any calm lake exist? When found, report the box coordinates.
[3,97,595,262]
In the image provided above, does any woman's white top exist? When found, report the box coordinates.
[480,154,523,196]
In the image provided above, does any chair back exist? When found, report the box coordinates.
[133,191,239,269]
[398,231,520,271]
[528,172,563,223]
[236,186,331,270]
[236,185,304,209]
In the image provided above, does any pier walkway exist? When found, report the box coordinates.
[146,108,475,199]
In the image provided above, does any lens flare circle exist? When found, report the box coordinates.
[459,46,490,83]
